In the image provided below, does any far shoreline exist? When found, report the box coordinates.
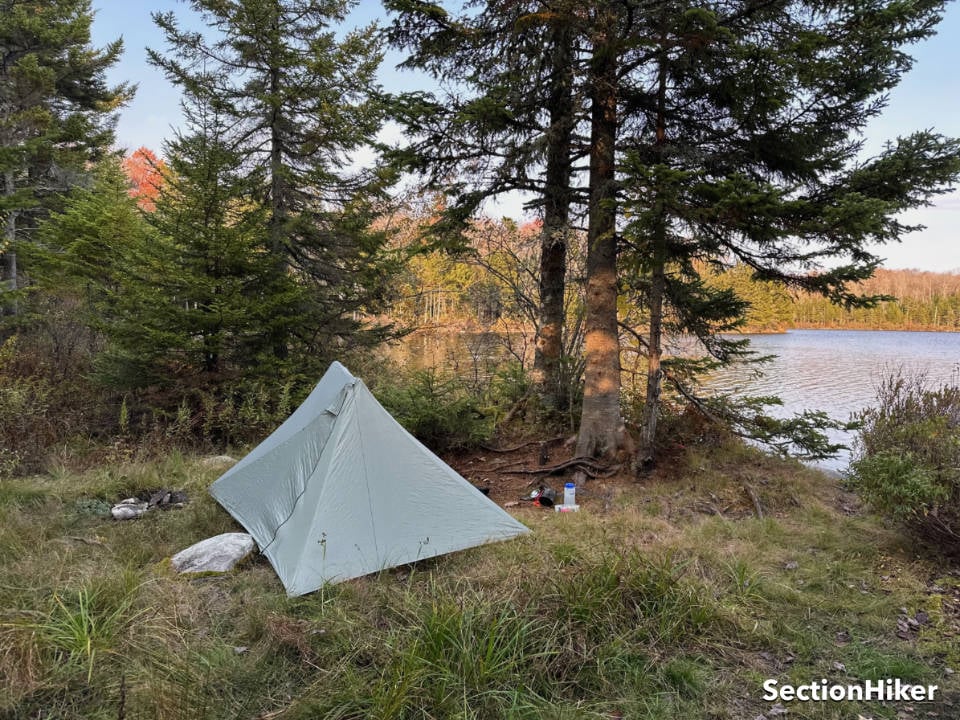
[736,325,960,335]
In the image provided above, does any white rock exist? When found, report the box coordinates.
[171,533,255,574]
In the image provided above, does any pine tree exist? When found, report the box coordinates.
[0,0,132,310]
[31,157,145,304]
[27,156,152,391]
[32,90,307,415]
[388,0,960,466]
[97,98,292,389]
[149,0,394,364]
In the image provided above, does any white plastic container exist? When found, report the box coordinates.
[563,482,576,506]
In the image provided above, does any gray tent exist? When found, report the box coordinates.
[210,362,530,596]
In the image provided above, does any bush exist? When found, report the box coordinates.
[849,370,960,557]
[0,327,109,476]
[372,367,493,451]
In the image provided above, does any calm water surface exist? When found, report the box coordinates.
[709,330,960,471]
[394,329,960,472]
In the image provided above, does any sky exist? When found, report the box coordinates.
[91,2,960,272]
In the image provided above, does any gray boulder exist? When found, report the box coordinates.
[171,533,256,574]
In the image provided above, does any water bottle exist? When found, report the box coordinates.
[563,482,576,506]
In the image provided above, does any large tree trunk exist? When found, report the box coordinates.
[533,20,575,413]
[576,20,623,460]
[1,170,18,315]
[637,25,671,471]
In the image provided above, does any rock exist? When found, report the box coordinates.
[171,533,256,574]
[111,499,149,520]
[202,455,237,467]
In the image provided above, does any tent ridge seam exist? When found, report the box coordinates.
[353,382,381,564]
[259,408,341,555]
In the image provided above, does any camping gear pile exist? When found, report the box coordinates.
[111,489,188,520]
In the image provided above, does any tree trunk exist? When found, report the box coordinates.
[534,20,575,413]
[1,171,18,315]
[637,24,671,471]
[638,224,666,469]
[576,20,623,460]
[267,14,289,361]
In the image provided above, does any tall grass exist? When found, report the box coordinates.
[1,445,957,719]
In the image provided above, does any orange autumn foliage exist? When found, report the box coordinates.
[122,147,166,211]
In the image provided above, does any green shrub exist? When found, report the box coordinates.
[849,370,960,557]
[373,368,493,451]
[850,451,950,521]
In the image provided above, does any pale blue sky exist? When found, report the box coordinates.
[91,1,960,271]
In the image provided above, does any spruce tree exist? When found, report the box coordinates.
[149,0,394,365]
[617,0,960,467]
[32,90,303,413]
[97,97,292,389]
[0,0,132,310]
[390,0,960,467]
[31,157,146,306]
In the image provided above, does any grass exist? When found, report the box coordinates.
[0,442,957,719]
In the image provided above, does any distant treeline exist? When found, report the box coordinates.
[705,265,960,332]
[789,268,960,331]
[390,243,960,333]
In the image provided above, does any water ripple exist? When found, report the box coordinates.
[708,330,960,471]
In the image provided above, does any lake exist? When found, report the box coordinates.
[708,330,960,471]
[393,328,960,472]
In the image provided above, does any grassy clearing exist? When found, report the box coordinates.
[0,443,957,719]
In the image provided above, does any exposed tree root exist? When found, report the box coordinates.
[743,484,765,519]
[480,435,566,453]
[503,456,620,479]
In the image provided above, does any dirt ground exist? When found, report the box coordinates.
[441,435,683,514]
[444,434,831,522]
[444,437,596,506]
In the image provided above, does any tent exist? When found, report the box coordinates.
[210,361,530,596]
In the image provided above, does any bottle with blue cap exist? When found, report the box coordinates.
[563,482,575,506]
